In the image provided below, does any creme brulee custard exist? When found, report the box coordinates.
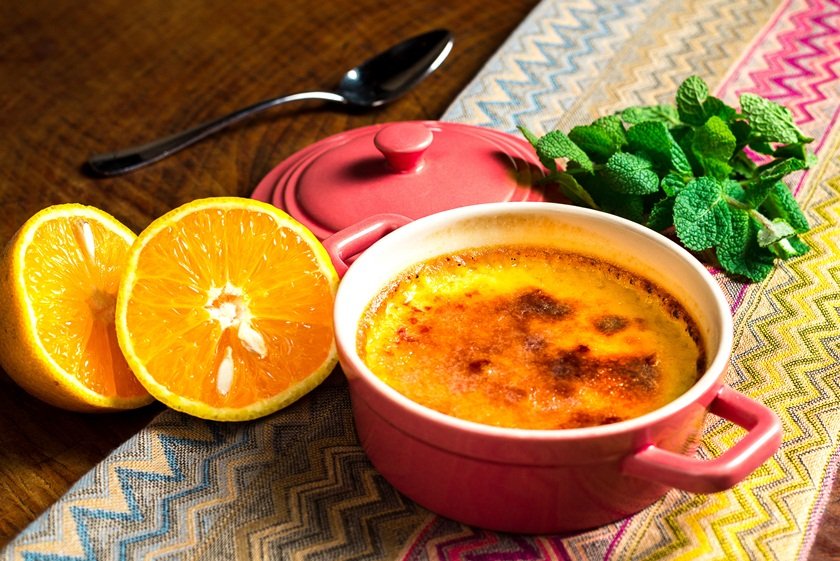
[357,245,706,430]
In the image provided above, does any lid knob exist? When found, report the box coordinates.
[373,122,433,173]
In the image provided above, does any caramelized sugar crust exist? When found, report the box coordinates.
[358,246,705,430]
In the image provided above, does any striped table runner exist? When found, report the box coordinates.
[3,0,838,559]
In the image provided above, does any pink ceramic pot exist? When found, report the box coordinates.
[325,202,781,534]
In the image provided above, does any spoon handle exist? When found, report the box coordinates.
[85,91,345,177]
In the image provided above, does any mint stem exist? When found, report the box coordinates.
[724,194,775,229]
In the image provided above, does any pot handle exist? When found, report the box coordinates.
[621,386,782,494]
[322,214,412,277]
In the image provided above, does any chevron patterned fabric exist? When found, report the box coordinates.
[4,0,839,559]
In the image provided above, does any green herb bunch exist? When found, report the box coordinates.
[519,75,815,282]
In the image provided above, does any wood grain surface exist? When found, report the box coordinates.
[0,1,837,557]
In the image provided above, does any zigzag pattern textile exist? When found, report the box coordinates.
[3,0,839,559]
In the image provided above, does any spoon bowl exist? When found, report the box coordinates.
[86,29,454,177]
[338,30,453,107]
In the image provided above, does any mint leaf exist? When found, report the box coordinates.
[536,130,594,173]
[742,159,808,208]
[789,236,810,254]
[518,125,556,171]
[694,116,737,161]
[731,150,757,179]
[768,235,809,259]
[755,217,797,247]
[603,152,660,195]
[626,121,692,174]
[741,176,776,208]
[740,93,813,144]
[716,209,776,281]
[730,120,752,150]
[761,181,810,232]
[692,116,736,179]
[675,128,702,176]
[754,157,808,182]
[518,125,540,147]
[703,159,734,182]
[592,115,628,147]
[673,177,732,250]
[620,104,680,125]
[580,178,644,222]
[749,139,777,155]
[600,192,646,223]
[661,172,685,196]
[647,195,676,231]
[676,75,710,126]
[519,76,815,283]
[568,125,618,162]
[552,173,599,209]
[773,142,816,163]
[702,96,737,122]
[691,116,737,164]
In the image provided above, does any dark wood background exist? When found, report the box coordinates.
[0,0,837,557]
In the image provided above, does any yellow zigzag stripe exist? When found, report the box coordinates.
[529,0,651,131]
[613,101,840,561]
[734,160,840,561]
[528,0,653,134]
[452,0,647,132]
[700,119,840,561]
[585,0,777,120]
[453,3,569,128]
[521,2,809,558]
[490,0,780,141]
[547,0,776,133]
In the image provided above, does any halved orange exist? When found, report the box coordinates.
[115,197,339,421]
[0,204,153,411]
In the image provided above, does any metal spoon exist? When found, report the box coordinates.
[85,29,454,177]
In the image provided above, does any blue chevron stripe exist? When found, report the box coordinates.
[20,421,247,560]
[444,0,655,132]
[488,1,650,127]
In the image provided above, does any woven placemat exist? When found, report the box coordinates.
[4,0,838,559]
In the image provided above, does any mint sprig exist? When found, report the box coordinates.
[520,75,815,282]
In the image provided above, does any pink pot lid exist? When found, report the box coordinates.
[251,121,551,239]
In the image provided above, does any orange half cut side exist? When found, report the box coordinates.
[0,204,152,411]
[115,197,339,421]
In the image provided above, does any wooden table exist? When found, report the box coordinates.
[0,1,837,557]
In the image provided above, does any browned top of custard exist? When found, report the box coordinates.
[357,245,705,430]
